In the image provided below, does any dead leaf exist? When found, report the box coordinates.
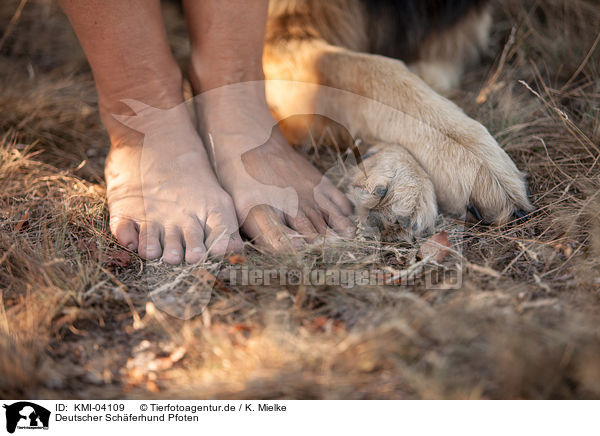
[76,239,98,259]
[14,210,29,232]
[230,323,251,334]
[103,250,131,267]
[419,231,451,262]
[228,254,246,264]
[311,316,328,330]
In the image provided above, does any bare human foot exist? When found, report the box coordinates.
[181,0,354,250]
[192,79,355,250]
[60,0,242,264]
[106,100,243,264]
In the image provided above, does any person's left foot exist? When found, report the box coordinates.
[191,78,355,249]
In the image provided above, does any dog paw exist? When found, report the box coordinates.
[344,143,437,240]
[444,121,534,224]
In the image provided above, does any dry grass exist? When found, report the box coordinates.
[1,0,600,399]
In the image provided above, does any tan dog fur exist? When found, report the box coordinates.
[262,0,532,237]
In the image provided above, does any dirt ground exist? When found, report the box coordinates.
[1,0,600,399]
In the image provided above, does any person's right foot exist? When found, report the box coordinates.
[105,101,243,264]
[59,0,244,264]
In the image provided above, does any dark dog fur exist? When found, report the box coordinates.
[361,0,490,61]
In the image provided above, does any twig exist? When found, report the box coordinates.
[561,30,600,91]
[476,26,517,104]
[0,0,28,51]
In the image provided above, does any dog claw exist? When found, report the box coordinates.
[514,209,531,222]
[374,185,388,198]
[396,216,410,228]
[468,203,483,222]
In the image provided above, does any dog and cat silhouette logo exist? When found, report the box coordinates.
[2,402,50,433]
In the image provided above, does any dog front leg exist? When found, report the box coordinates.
[264,40,532,224]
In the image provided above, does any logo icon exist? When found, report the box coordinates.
[2,402,50,434]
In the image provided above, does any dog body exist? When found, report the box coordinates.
[263,0,532,235]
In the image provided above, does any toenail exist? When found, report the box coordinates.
[192,247,205,253]
[467,203,483,222]
[374,185,388,198]
[514,209,530,222]
[396,216,410,228]
[361,149,376,160]
[126,243,136,250]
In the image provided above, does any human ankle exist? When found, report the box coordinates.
[97,70,187,145]
[99,78,183,112]
[190,51,265,93]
